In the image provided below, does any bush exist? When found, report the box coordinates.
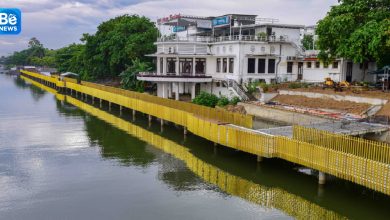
[259,82,269,93]
[217,96,230,107]
[192,92,219,107]
[230,97,241,105]
[288,82,302,89]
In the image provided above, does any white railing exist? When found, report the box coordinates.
[157,35,290,43]
[227,79,250,101]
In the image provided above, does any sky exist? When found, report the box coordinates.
[0,0,338,57]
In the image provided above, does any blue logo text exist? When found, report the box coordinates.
[0,8,21,35]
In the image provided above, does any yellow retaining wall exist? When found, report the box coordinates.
[293,126,390,164]
[20,69,390,196]
[68,96,345,220]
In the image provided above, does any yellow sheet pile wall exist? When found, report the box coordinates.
[293,126,390,164]
[20,70,390,196]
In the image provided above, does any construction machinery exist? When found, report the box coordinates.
[323,77,350,91]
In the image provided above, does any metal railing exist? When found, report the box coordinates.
[227,79,250,101]
[157,35,290,43]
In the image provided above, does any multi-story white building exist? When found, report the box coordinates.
[138,14,377,101]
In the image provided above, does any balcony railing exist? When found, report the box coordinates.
[157,35,290,43]
[138,72,211,78]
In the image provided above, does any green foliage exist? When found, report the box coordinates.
[257,32,267,40]
[246,82,259,94]
[316,0,390,70]
[193,92,241,107]
[288,82,309,89]
[82,14,158,79]
[258,82,269,93]
[301,35,316,50]
[55,43,87,78]
[192,92,220,107]
[217,96,230,107]
[119,58,151,92]
[5,37,48,66]
[230,97,241,105]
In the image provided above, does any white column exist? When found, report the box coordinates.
[192,58,196,76]
[254,58,258,74]
[175,57,179,75]
[162,83,166,98]
[191,83,196,100]
[265,58,269,74]
[175,82,180,100]
[162,57,167,75]
[157,57,160,74]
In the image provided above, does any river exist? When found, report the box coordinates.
[1,74,390,219]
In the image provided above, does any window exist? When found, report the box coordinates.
[268,59,276,73]
[216,58,221,73]
[287,62,293,73]
[307,62,312,68]
[258,58,265,73]
[248,58,256,73]
[315,62,320,68]
[195,58,206,74]
[160,58,163,73]
[229,58,234,73]
[323,62,329,68]
[223,58,228,73]
[179,58,193,75]
[332,61,339,69]
[167,58,176,74]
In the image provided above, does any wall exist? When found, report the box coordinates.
[239,102,332,125]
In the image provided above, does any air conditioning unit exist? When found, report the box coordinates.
[168,47,176,54]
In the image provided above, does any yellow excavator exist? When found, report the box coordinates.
[323,77,350,91]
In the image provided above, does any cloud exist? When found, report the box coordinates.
[0,0,337,56]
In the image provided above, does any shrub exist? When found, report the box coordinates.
[288,82,301,89]
[230,96,241,105]
[259,82,269,93]
[217,96,230,107]
[192,92,219,107]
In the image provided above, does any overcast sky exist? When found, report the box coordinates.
[0,0,338,56]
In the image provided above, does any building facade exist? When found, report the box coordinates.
[138,14,376,101]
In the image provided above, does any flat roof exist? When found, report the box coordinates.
[232,23,305,29]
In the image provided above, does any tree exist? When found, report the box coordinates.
[55,44,86,76]
[82,14,158,79]
[301,35,316,50]
[316,0,390,80]
[28,37,45,58]
[119,58,151,92]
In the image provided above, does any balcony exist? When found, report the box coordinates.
[137,72,212,83]
[156,35,290,43]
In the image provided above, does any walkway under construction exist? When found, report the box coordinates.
[20,70,390,196]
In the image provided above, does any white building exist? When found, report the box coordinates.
[138,14,377,101]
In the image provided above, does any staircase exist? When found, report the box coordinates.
[226,79,257,101]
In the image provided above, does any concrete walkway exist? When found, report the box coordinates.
[258,121,389,138]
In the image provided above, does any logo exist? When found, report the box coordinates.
[0,8,21,35]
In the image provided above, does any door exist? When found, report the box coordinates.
[195,83,201,96]
[346,62,353,82]
[298,62,303,80]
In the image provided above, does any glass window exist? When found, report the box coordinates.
[223,58,228,73]
[307,62,312,68]
[167,58,176,74]
[216,58,221,73]
[160,58,163,73]
[268,59,276,73]
[196,58,206,74]
[248,58,256,73]
[333,61,339,69]
[287,62,293,73]
[179,58,193,75]
[315,62,320,68]
[258,58,265,73]
[229,58,234,73]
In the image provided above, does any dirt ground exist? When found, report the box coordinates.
[271,95,371,115]
[282,87,390,117]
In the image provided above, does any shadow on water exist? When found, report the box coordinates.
[22,76,390,219]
